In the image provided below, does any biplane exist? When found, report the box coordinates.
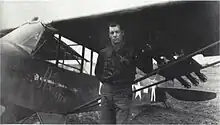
[0,1,219,124]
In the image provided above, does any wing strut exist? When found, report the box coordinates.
[68,59,220,113]
[90,50,94,75]
[62,47,65,66]
[80,46,85,73]
[202,60,220,69]
[64,40,220,115]
[56,34,61,66]
[133,40,220,85]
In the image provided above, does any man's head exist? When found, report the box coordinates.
[108,23,124,48]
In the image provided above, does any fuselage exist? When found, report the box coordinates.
[0,21,100,114]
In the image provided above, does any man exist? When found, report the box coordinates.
[95,23,136,124]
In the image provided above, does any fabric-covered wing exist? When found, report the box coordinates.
[50,1,219,88]
[51,1,219,56]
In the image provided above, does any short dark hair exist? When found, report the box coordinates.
[108,22,124,31]
[108,22,120,27]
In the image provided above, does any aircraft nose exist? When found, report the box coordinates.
[0,42,18,71]
[0,40,31,67]
[0,42,11,71]
[0,41,30,103]
[0,41,28,87]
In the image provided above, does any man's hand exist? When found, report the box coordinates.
[116,54,130,67]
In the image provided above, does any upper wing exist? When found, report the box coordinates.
[50,1,219,89]
[50,1,219,56]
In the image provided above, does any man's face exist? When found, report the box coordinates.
[109,25,124,45]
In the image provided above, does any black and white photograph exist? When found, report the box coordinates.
[0,0,219,124]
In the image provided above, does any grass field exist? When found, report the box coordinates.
[66,66,220,124]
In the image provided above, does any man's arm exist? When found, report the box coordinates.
[95,51,119,83]
[95,52,105,82]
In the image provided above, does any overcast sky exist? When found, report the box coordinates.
[0,0,173,29]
